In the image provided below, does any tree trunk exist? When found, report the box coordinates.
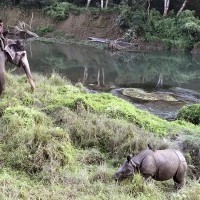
[147,0,151,15]
[86,0,92,7]
[177,0,189,16]
[163,0,170,16]
[101,0,104,9]
[105,0,109,9]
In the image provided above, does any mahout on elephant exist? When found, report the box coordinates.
[0,28,35,94]
[115,145,187,189]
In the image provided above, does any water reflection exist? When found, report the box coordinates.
[19,40,200,93]
[6,40,200,119]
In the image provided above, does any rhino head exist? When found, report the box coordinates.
[115,155,136,181]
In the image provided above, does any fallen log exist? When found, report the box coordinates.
[88,37,134,50]
[88,37,111,43]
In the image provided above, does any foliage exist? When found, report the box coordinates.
[177,104,200,125]
[146,10,200,50]
[116,6,147,31]
[117,8,200,50]
[43,2,81,20]
[36,25,55,36]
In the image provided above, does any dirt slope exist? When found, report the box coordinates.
[57,13,124,39]
[0,7,124,40]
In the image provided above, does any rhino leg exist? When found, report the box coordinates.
[173,179,185,190]
[143,174,152,180]
[173,163,187,189]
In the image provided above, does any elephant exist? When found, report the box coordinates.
[115,146,188,189]
[0,38,35,94]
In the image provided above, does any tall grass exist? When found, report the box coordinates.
[0,72,199,199]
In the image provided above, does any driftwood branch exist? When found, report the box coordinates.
[8,25,39,39]
[8,19,39,40]
[7,13,38,39]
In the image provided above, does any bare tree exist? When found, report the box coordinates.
[177,0,189,16]
[163,0,170,16]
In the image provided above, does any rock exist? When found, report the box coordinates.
[121,88,178,102]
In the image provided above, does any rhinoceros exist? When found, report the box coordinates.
[115,147,187,189]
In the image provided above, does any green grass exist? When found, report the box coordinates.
[0,72,199,199]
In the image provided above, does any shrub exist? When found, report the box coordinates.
[36,25,55,36]
[43,2,81,20]
[177,104,200,125]
[116,6,147,35]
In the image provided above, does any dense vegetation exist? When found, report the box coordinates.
[0,72,199,199]
[1,0,200,51]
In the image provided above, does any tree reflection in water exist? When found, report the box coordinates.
[20,40,200,93]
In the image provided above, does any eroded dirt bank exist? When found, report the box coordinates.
[0,7,124,40]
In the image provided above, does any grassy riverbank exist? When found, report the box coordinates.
[0,72,199,199]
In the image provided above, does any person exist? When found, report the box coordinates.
[0,19,6,51]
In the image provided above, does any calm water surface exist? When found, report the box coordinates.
[10,40,200,119]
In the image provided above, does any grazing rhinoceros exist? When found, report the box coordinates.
[115,147,187,189]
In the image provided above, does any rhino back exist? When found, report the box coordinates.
[139,149,186,181]
[152,149,185,181]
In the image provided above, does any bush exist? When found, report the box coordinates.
[116,6,147,35]
[43,2,81,20]
[177,104,200,125]
[36,25,55,36]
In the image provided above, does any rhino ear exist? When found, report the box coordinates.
[127,155,131,162]
[3,30,8,37]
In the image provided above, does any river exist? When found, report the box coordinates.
[8,40,200,120]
